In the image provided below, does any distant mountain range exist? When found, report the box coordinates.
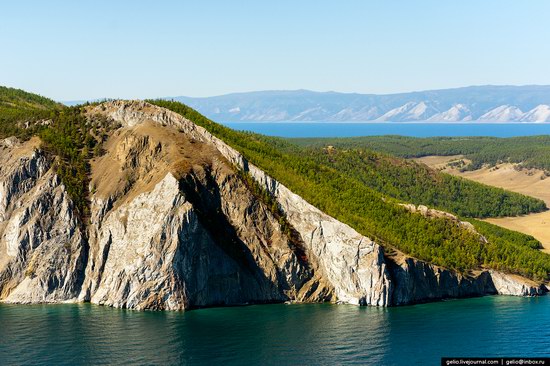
[166,86,550,122]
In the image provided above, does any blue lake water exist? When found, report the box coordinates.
[0,296,548,365]
[223,122,550,138]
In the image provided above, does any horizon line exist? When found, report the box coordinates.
[56,84,550,104]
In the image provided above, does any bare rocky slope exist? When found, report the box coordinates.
[0,101,546,310]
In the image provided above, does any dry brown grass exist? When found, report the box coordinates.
[416,156,550,253]
[90,120,221,210]
[413,155,466,169]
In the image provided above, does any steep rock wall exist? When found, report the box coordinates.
[386,254,546,305]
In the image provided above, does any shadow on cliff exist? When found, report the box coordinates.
[384,254,498,306]
[177,166,293,306]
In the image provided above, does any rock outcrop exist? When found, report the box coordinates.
[385,253,545,305]
[0,101,546,310]
[386,254,495,305]
[489,270,547,297]
[400,203,485,241]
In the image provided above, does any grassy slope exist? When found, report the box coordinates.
[150,100,550,281]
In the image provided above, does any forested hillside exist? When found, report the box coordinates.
[292,135,550,172]
[38,108,116,216]
[0,86,60,110]
[291,147,546,218]
[0,86,61,139]
[150,100,550,281]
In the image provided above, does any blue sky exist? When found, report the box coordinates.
[1,0,549,100]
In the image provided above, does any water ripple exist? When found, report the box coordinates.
[0,296,548,365]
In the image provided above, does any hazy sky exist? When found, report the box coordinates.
[1,0,549,100]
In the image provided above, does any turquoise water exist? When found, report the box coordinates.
[1,296,548,365]
[223,122,550,138]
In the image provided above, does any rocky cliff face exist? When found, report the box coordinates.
[391,205,546,303]
[0,137,86,303]
[385,253,547,305]
[0,101,546,310]
[87,101,391,308]
[386,254,495,305]
[77,121,334,310]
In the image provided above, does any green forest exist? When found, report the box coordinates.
[0,85,61,110]
[291,147,546,218]
[0,86,61,139]
[292,135,550,172]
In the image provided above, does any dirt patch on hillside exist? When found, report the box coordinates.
[90,120,223,209]
[413,155,467,170]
